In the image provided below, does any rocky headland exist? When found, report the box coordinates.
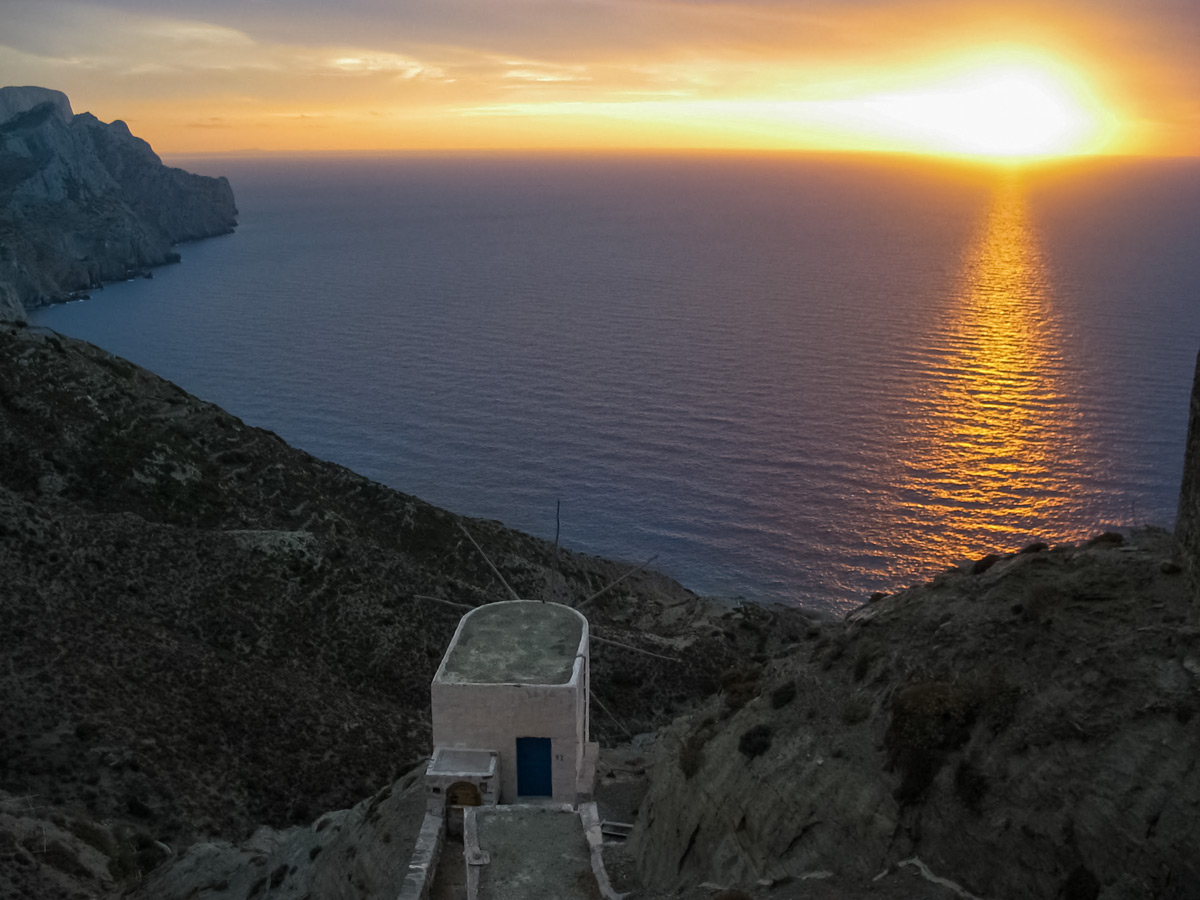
[0,86,237,323]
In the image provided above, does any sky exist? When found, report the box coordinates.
[1,0,1197,157]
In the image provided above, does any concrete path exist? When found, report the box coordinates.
[467,805,604,900]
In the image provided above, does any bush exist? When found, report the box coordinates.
[1061,866,1101,900]
[820,640,846,671]
[738,724,772,759]
[969,671,1023,734]
[679,732,708,779]
[1022,583,1059,623]
[886,681,977,754]
[885,680,979,805]
[971,553,1002,575]
[611,669,643,688]
[721,665,763,712]
[841,695,872,725]
[954,760,988,812]
[892,748,943,804]
[853,647,875,682]
[769,681,796,709]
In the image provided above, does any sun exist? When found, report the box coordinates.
[856,54,1115,160]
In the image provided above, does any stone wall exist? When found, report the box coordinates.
[398,811,446,900]
[1176,347,1200,607]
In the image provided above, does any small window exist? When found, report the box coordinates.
[431,787,441,794]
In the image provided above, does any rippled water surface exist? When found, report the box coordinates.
[30,154,1200,612]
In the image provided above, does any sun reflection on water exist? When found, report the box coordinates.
[894,173,1084,564]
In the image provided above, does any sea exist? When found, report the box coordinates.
[28,152,1200,613]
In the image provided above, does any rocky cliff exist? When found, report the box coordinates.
[1175,348,1200,609]
[629,529,1200,899]
[0,86,237,322]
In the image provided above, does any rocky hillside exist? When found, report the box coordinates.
[3,320,1199,899]
[0,86,237,322]
[630,529,1200,899]
[0,323,803,899]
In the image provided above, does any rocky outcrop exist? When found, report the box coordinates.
[0,283,24,323]
[0,86,237,321]
[0,767,430,900]
[1176,348,1200,608]
[0,85,73,125]
[630,529,1200,899]
[132,769,430,900]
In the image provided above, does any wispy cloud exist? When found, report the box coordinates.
[0,0,1194,153]
[324,52,444,79]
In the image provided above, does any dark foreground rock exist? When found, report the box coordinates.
[0,324,801,899]
[0,86,238,322]
[631,529,1200,900]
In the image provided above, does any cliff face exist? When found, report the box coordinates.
[0,86,238,321]
[630,530,1200,899]
[1176,348,1200,608]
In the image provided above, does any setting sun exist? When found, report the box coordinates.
[856,57,1114,159]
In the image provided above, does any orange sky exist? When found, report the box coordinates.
[1,0,1197,157]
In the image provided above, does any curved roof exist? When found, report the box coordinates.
[436,601,587,685]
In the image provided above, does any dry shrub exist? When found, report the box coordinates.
[887,680,977,754]
[679,732,708,779]
[971,554,1002,575]
[679,717,716,779]
[738,724,772,760]
[885,680,979,804]
[954,759,988,812]
[853,646,876,682]
[770,681,796,709]
[1060,866,1101,900]
[821,639,846,671]
[841,695,872,725]
[721,665,763,712]
[968,670,1023,734]
[1022,583,1059,624]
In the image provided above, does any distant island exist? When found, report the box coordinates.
[0,86,237,323]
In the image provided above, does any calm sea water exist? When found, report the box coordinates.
[29,153,1200,612]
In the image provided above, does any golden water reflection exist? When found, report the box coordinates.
[896,173,1083,563]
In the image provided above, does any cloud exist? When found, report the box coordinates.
[324,53,444,79]
[1,0,1196,152]
[500,60,591,84]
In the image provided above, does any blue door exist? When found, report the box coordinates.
[516,737,553,797]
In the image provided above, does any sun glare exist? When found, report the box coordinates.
[857,57,1113,159]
